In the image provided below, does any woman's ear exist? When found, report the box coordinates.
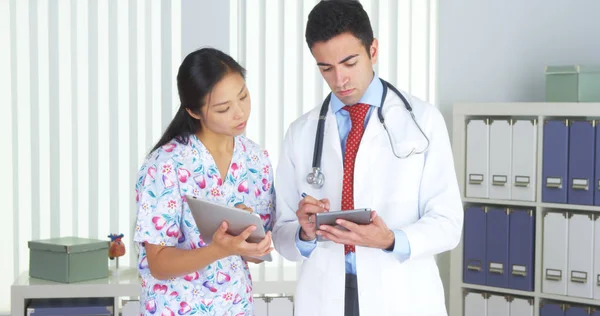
[186,108,202,120]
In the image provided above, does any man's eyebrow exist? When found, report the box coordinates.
[316,54,359,67]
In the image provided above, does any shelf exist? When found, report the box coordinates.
[540,203,600,213]
[539,293,600,307]
[461,283,535,297]
[462,198,537,208]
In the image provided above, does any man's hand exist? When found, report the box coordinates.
[316,211,395,250]
[296,195,330,241]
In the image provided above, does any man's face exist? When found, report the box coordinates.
[311,32,378,106]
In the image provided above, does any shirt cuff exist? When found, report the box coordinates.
[383,229,411,261]
[295,226,317,258]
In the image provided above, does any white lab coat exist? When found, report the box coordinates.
[272,89,464,316]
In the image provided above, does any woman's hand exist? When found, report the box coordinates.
[209,221,273,259]
[235,203,254,214]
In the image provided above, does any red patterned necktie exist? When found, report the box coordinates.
[341,103,370,255]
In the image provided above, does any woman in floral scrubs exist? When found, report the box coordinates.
[134,48,275,316]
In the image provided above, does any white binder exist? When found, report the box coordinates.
[511,119,537,201]
[268,297,294,316]
[464,292,487,316]
[568,213,594,298]
[486,295,509,316]
[594,215,600,299]
[489,119,512,200]
[509,297,533,316]
[543,211,569,295]
[466,119,490,198]
[253,296,269,316]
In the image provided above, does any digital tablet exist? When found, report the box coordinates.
[186,195,272,262]
[315,208,372,242]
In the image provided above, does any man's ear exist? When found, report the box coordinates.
[370,38,379,64]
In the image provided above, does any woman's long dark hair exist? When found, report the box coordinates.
[150,48,246,153]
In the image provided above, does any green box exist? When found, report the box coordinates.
[545,65,579,102]
[28,237,109,283]
[578,65,600,102]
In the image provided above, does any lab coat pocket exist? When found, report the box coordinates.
[367,140,424,204]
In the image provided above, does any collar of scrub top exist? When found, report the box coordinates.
[329,73,384,114]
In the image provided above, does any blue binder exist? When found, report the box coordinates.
[568,120,595,205]
[565,306,588,316]
[463,206,487,285]
[508,209,535,291]
[541,303,565,316]
[486,207,509,288]
[595,121,600,206]
[542,120,569,203]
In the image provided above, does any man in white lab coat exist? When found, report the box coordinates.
[272,1,464,315]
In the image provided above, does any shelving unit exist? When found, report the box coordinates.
[449,102,600,316]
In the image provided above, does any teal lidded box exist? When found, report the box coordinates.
[28,237,109,283]
[545,65,600,102]
[545,65,578,102]
[578,65,600,102]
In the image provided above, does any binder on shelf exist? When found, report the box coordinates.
[594,215,600,300]
[543,212,569,296]
[595,120,600,206]
[464,291,487,316]
[564,305,589,316]
[486,295,509,316]
[542,120,570,204]
[489,120,512,200]
[540,302,565,316]
[508,209,535,291]
[466,119,490,199]
[568,120,596,205]
[509,297,533,316]
[567,213,594,298]
[486,207,509,288]
[511,119,537,202]
[463,206,487,285]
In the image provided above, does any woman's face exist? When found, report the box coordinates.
[188,72,251,137]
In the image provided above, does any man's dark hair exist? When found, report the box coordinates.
[305,0,374,56]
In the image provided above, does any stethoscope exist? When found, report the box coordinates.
[306,78,430,189]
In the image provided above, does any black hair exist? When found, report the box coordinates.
[150,47,246,153]
[305,0,374,55]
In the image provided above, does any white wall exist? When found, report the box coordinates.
[438,0,600,129]
[437,0,600,312]
[181,0,230,57]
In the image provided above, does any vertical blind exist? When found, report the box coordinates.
[1,0,181,312]
[229,0,438,282]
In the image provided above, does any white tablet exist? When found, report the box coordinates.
[315,208,372,242]
[186,195,272,262]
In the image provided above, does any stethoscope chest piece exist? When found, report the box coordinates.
[306,167,325,189]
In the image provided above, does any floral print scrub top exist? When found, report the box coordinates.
[134,134,275,316]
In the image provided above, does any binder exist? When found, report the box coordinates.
[511,120,537,202]
[509,297,533,316]
[540,303,565,316]
[595,120,600,206]
[542,120,569,203]
[567,213,594,298]
[463,206,487,285]
[466,119,490,198]
[489,120,512,200]
[568,120,596,205]
[486,208,509,288]
[543,212,569,295]
[486,295,509,316]
[464,292,487,316]
[565,305,589,316]
[508,209,535,291]
[594,215,600,300]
